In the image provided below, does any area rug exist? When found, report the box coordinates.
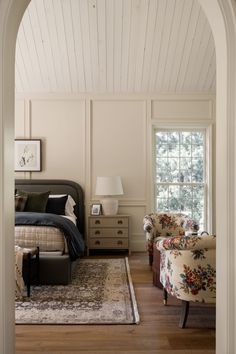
[15,257,140,324]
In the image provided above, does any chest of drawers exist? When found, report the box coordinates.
[88,215,130,254]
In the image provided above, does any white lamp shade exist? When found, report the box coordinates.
[95,176,124,196]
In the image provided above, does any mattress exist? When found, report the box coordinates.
[15,225,66,252]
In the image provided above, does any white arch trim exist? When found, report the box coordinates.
[0,1,30,353]
[0,1,236,353]
[198,1,236,353]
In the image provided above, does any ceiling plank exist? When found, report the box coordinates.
[79,0,93,91]
[71,0,86,92]
[141,0,159,92]
[148,0,167,92]
[120,0,132,92]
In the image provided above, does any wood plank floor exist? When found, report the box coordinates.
[15,252,215,354]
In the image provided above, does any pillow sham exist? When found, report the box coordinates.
[46,195,68,215]
[49,194,77,218]
[17,190,50,213]
[15,194,28,212]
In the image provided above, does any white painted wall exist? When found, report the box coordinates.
[15,94,215,251]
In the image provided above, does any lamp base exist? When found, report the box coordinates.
[101,198,119,215]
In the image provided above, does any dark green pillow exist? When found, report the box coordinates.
[17,190,50,213]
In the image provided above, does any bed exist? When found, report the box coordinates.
[15,179,85,285]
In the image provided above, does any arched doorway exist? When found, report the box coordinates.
[0,1,235,353]
[198,1,236,353]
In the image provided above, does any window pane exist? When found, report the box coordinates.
[180,132,191,144]
[179,186,192,210]
[192,158,203,182]
[180,144,191,157]
[193,185,204,199]
[180,158,192,170]
[156,132,167,143]
[156,185,168,198]
[169,197,180,211]
[157,144,168,157]
[157,198,168,211]
[168,144,179,157]
[169,185,179,198]
[168,131,179,144]
[192,144,203,157]
[191,132,203,144]
[179,170,191,182]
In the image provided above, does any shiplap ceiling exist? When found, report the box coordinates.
[15,0,216,94]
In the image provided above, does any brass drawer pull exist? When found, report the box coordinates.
[117,240,123,245]
[95,220,101,225]
[117,220,123,225]
[95,240,100,245]
[117,230,123,235]
[95,230,100,235]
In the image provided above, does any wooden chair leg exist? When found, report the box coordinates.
[36,247,40,285]
[149,253,153,266]
[179,300,190,328]
[163,288,168,305]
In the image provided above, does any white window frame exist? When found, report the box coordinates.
[152,123,213,233]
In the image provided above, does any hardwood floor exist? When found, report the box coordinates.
[15,252,215,354]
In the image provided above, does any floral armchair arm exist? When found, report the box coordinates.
[156,234,216,252]
[143,213,199,254]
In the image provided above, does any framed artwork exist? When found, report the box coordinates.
[15,139,41,172]
[91,203,102,216]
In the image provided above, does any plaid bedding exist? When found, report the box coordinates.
[15,225,66,252]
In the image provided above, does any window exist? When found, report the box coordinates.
[154,129,207,230]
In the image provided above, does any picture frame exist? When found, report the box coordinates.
[15,139,42,172]
[91,203,102,216]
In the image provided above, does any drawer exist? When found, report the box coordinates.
[89,238,129,249]
[89,229,128,238]
[89,217,128,228]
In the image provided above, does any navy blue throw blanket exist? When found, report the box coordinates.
[15,212,85,261]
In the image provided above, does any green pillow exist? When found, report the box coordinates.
[17,190,50,213]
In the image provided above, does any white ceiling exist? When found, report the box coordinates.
[15,0,216,94]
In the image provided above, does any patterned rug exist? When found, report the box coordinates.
[15,257,140,324]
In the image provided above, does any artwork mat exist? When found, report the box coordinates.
[15,139,41,172]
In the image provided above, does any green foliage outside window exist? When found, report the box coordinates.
[155,131,205,230]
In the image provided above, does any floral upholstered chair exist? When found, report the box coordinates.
[143,213,199,265]
[156,233,216,328]
[143,213,199,288]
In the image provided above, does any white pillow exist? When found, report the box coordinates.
[49,194,77,218]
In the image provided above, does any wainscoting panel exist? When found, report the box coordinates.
[30,99,86,185]
[91,99,147,201]
[151,96,213,120]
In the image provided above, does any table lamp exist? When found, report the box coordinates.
[95,176,124,215]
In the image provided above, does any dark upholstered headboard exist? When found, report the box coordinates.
[15,179,85,236]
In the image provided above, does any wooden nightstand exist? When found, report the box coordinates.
[88,215,130,255]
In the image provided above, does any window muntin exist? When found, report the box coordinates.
[154,130,206,230]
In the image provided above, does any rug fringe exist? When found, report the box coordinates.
[125,257,140,324]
